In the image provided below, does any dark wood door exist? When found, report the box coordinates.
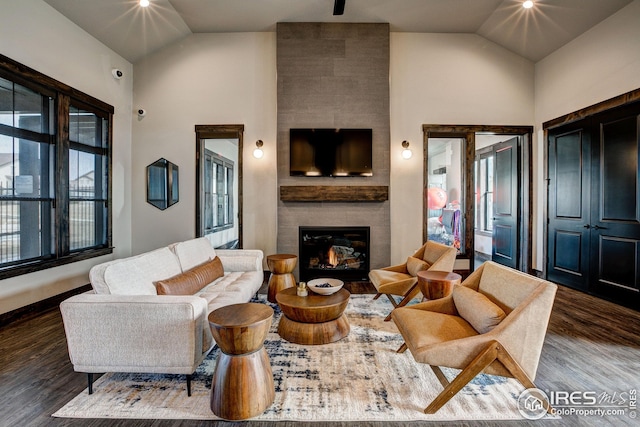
[547,104,640,308]
[589,109,640,304]
[547,125,591,291]
[492,138,519,269]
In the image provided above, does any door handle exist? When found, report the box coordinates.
[583,224,591,229]
[592,225,607,230]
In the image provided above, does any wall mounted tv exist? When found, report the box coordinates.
[289,128,373,177]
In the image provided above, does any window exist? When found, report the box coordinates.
[204,150,234,232]
[68,105,108,251]
[0,54,112,278]
[475,154,494,233]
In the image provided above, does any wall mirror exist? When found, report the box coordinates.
[146,158,179,210]
[195,125,243,249]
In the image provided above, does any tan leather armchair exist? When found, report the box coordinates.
[391,261,557,413]
[369,241,457,321]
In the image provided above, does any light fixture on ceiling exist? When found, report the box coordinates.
[523,0,534,9]
[140,0,150,7]
[253,140,264,159]
[401,140,412,159]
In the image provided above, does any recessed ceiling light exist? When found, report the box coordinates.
[523,0,534,9]
[140,0,150,7]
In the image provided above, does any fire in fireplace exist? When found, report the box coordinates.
[298,226,370,282]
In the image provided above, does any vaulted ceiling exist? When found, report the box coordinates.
[43,0,633,63]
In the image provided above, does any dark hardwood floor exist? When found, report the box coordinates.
[1,280,639,427]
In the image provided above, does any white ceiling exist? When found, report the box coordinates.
[43,0,633,63]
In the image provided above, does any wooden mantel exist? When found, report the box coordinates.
[279,185,389,202]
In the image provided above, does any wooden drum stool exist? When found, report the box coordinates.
[417,270,462,300]
[266,254,297,303]
[208,303,274,420]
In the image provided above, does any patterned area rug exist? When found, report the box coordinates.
[53,295,539,421]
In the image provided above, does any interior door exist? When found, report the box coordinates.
[547,125,591,291]
[491,138,519,269]
[547,105,640,308]
[589,110,640,303]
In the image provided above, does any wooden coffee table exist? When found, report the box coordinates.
[275,287,350,345]
[208,303,275,420]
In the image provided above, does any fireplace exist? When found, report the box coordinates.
[298,226,370,282]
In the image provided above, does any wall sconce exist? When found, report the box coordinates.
[253,140,264,159]
[401,140,413,159]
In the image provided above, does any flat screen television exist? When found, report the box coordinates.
[289,128,373,177]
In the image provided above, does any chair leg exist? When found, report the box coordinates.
[384,291,418,321]
[424,340,547,414]
[372,293,382,300]
[424,341,500,414]
[494,343,553,415]
[186,374,192,397]
[384,293,399,308]
[430,365,450,389]
[396,343,407,353]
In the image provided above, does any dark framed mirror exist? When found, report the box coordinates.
[195,124,243,249]
[146,158,179,210]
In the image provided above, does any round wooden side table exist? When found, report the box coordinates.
[416,270,462,300]
[276,287,350,345]
[266,254,297,303]
[208,303,274,421]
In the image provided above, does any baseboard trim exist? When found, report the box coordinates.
[0,284,92,328]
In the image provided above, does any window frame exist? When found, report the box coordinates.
[475,148,494,236]
[0,54,112,280]
[203,149,234,233]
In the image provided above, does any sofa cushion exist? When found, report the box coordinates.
[155,257,224,296]
[406,256,431,276]
[452,285,506,334]
[172,237,217,271]
[103,247,182,295]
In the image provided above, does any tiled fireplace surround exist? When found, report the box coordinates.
[276,23,391,279]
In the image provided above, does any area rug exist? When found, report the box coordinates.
[53,295,541,421]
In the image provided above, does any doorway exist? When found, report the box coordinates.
[474,136,520,270]
[195,125,243,249]
[423,125,532,274]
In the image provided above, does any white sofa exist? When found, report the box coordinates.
[60,237,264,396]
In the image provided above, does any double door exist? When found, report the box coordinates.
[547,104,640,309]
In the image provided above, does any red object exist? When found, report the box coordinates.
[427,187,447,210]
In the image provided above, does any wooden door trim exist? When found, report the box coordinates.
[422,125,533,274]
[543,88,640,130]
[195,124,244,248]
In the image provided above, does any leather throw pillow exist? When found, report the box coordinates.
[154,256,224,295]
[453,285,506,334]
[406,256,431,276]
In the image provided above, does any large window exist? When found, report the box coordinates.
[0,54,112,278]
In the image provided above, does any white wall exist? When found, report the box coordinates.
[132,33,278,260]
[0,0,133,315]
[389,33,535,265]
[533,0,640,271]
